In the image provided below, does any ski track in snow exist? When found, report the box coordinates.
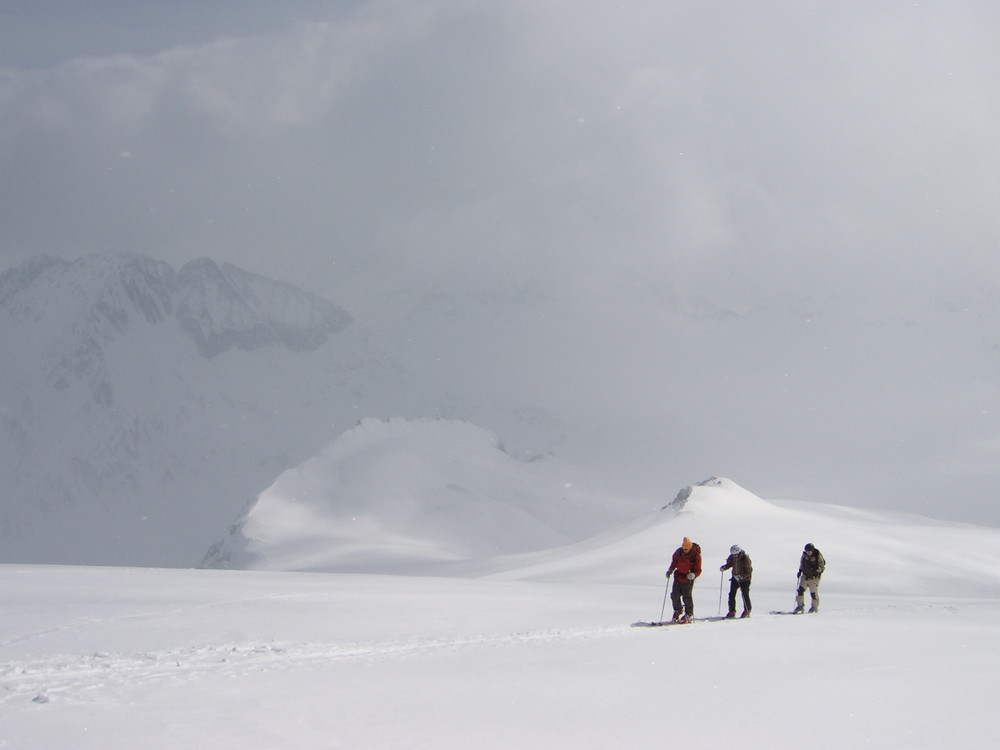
[0,592,306,651]
[0,624,626,706]
[3,599,976,706]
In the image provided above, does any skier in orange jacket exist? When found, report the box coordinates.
[665,537,702,623]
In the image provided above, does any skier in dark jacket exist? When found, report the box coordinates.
[793,543,826,613]
[665,537,702,623]
[720,544,753,618]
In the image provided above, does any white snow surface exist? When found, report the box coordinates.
[205,417,628,573]
[4,476,1000,749]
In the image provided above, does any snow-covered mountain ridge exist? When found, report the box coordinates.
[203,421,1000,599]
[478,476,1000,598]
[0,253,399,567]
[203,417,625,573]
[0,253,351,363]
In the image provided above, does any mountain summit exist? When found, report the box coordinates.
[0,253,351,359]
[202,417,625,573]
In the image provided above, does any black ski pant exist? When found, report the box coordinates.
[670,578,694,618]
[728,578,752,613]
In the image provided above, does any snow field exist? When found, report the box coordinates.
[2,564,999,749]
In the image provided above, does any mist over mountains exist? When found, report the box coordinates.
[3,4,1000,568]
[0,251,617,568]
[0,253,400,566]
[2,250,1000,568]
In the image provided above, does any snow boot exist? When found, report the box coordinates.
[792,605,805,614]
[808,607,818,614]
[725,611,736,619]
[740,609,750,619]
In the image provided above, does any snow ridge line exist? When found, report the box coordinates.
[0,625,626,704]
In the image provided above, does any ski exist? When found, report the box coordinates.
[770,610,804,615]
[631,616,731,628]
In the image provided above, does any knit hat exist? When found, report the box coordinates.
[682,537,692,550]
[730,544,741,555]
[804,543,815,552]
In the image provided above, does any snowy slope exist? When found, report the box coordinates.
[6,426,1000,749]
[3,480,1000,749]
[206,428,1000,601]
[203,417,628,572]
[479,477,1000,598]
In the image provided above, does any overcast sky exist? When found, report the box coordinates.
[3,1,998,302]
[2,1,999,523]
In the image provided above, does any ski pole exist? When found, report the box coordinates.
[718,570,724,615]
[658,578,671,624]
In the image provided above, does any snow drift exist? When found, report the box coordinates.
[203,417,624,572]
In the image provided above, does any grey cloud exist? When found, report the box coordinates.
[3,1,999,303]
[2,1,1000,524]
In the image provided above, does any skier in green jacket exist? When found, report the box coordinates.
[793,543,826,613]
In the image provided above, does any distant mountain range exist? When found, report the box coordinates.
[4,250,1000,568]
[0,252,409,566]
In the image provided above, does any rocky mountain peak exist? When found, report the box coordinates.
[0,252,353,364]
[174,258,352,357]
